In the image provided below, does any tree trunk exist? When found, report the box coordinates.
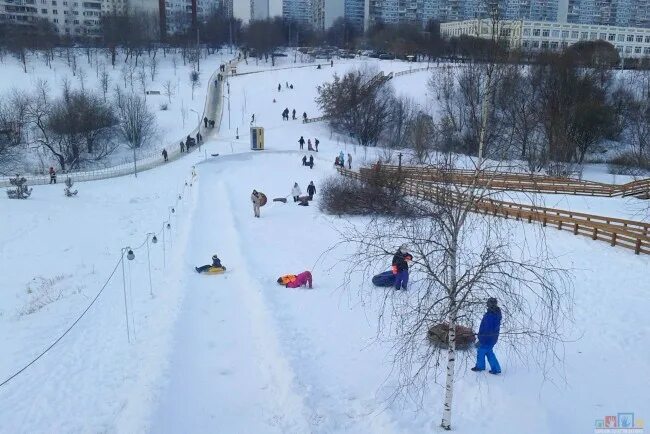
[441,239,458,431]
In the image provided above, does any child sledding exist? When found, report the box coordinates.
[277,271,313,288]
[195,255,227,274]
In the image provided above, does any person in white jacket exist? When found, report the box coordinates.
[291,182,302,202]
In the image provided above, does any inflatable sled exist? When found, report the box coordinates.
[277,274,297,285]
[196,266,227,274]
[372,271,396,287]
[259,192,268,206]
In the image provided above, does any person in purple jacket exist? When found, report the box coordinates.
[472,297,502,374]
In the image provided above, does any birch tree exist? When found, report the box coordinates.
[335,154,573,430]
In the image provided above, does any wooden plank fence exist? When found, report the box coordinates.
[340,167,650,255]
[374,165,650,199]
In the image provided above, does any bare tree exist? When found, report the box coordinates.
[138,69,147,96]
[163,79,175,104]
[189,70,200,100]
[149,56,158,81]
[100,68,110,102]
[77,67,87,92]
[114,92,156,150]
[335,154,572,430]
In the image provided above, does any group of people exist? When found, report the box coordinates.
[203,117,216,129]
[179,133,202,154]
[334,151,352,169]
[291,181,316,205]
[282,108,298,121]
[301,155,314,169]
[298,136,319,151]
[278,82,295,91]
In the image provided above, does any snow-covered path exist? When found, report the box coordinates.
[152,167,311,433]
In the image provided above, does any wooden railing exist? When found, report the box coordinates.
[372,165,650,199]
[339,167,650,255]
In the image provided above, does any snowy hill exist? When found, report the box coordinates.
[0,56,649,434]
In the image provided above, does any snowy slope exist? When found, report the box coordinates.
[0,57,649,434]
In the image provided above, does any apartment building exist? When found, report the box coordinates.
[440,18,650,57]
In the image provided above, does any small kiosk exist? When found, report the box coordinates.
[250,126,264,151]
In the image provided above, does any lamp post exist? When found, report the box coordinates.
[121,247,135,342]
[146,233,157,298]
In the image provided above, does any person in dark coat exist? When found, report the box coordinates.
[298,136,305,150]
[162,148,168,162]
[180,140,185,153]
[292,109,296,119]
[203,117,208,128]
[472,298,502,374]
[278,83,281,92]
[49,167,56,184]
[195,254,226,273]
[302,112,307,122]
[307,181,316,199]
[308,155,314,169]
[391,244,411,290]
[314,138,319,151]
[302,155,307,166]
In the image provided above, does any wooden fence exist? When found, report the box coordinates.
[340,167,650,255]
[373,165,650,199]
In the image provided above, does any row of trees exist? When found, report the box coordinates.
[0,83,156,172]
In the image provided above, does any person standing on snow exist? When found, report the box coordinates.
[49,167,57,184]
[339,151,345,167]
[291,182,302,202]
[162,148,168,162]
[307,139,313,151]
[298,136,305,150]
[302,155,307,166]
[292,109,296,120]
[472,298,502,375]
[251,190,262,218]
[278,83,281,92]
[314,138,319,152]
[392,244,412,291]
[308,155,314,169]
[203,117,208,128]
[307,181,316,200]
[347,153,352,169]
[302,112,307,122]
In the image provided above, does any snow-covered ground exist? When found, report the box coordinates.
[1,56,649,434]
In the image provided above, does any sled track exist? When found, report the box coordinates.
[340,167,650,255]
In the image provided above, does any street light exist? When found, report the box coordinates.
[145,233,156,297]
[120,246,135,342]
[189,108,200,127]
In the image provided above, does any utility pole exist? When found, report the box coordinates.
[229,18,233,54]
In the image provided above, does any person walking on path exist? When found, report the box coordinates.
[203,117,208,128]
[314,138,319,152]
[302,155,307,166]
[302,112,307,122]
[291,182,302,202]
[392,244,412,291]
[278,83,281,92]
[308,155,314,169]
[180,140,185,153]
[162,148,168,162]
[347,153,352,169]
[49,167,57,184]
[307,181,316,200]
[298,136,305,150]
[251,190,262,218]
[292,109,296,120]
[472,298,502,374]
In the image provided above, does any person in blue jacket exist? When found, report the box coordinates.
[472,297,502,374]
[391,244,412,291]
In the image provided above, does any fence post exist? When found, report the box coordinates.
[611,232,617,246]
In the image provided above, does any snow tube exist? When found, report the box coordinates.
[259,192,268,206]
[372,271,396,287]
[201,266,226,274]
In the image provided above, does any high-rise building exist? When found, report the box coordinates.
[344,0,367,31]
[283,0,311,25]
[251,0,269,19]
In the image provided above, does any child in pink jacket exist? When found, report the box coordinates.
[285,271,312,289]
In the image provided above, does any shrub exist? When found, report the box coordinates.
[608,150,650,175]
[320,170,418,216]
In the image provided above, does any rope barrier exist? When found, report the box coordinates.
[0,170,197,389]
[0,256,123,388]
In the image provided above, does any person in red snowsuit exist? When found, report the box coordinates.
[285,271,312,289]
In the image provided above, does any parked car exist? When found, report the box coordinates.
[379,53,395,60]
